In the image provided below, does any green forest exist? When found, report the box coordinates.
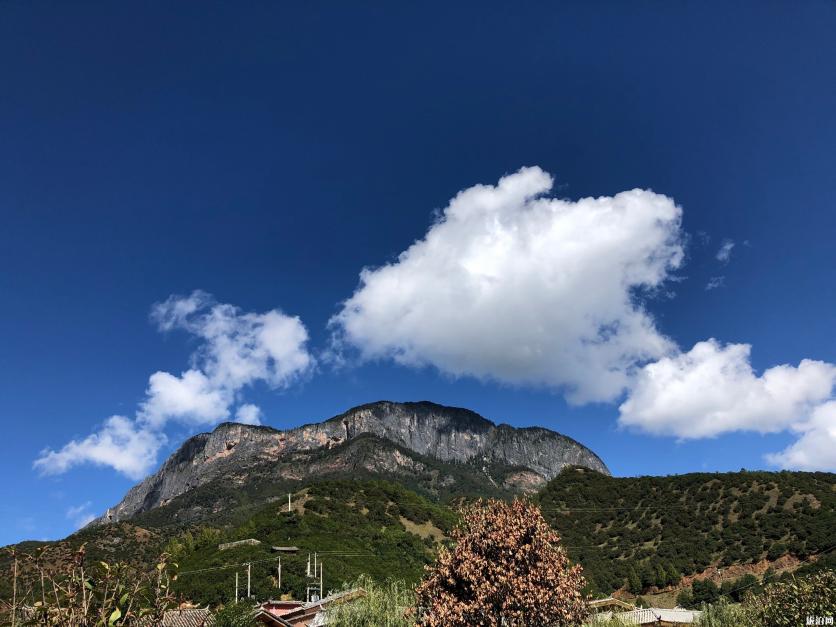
[538,467,836,595]
[3,468,834,607]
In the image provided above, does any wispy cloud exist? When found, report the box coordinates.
[705,276,725,290]
[716,239,735,263]
[66,502,96,529]
[35,293,313,479]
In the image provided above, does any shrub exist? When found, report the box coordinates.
[747,571,836,627]
[414,499,587,627]
[691,579,720,606]
[214,601,257,627]
[2,545,177,626]
[696,597,755,627]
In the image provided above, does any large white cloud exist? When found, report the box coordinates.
[331,166,684,403]
[35,293,312,478]
[619,340,836,470]
[766,402,836,471]
[619,340,836,438]
[34,415,165,480]
[152,291,313,392]
[139,369,229,429]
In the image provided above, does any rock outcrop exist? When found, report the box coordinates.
[99,401,609,523]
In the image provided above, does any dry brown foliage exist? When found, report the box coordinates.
[414,498,588,627]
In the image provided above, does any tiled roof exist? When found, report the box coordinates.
[137,608,215,626]
[592,607,702,625]
[301,588,365,610]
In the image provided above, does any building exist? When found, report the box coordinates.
[137,608,215,626]
[588,597,636,612]
[258,589,366,627]
[218,538,261,551]
[587,607,702,625]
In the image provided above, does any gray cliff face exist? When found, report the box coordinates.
[101,401,609,523]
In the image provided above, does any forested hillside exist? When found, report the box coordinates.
[4,468,834,606]
[538,467,836,595]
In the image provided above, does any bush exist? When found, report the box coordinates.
[214,601,257,627]
[676,589,693,608]
[415,499,587,627]
[696,597,755,627]
[690,579,720,606]
[747,571,836,627]
[2,545,177,626]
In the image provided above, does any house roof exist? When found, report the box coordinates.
[589,596,635,611]
[280,588,366,623]
[301,588,365,611]
[253,608,294,626]
[137,608,215,627]
[594,607,703,625]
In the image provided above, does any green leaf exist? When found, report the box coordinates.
[109,607,122,625]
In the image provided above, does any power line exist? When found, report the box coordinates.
[177,550,374,577]
[712,543,836,600]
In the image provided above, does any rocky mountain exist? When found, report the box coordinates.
[99,400,609,523]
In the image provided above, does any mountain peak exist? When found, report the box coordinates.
[99,401,609,524]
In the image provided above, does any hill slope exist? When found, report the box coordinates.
[538,467,836,595]
[3,468,834,607]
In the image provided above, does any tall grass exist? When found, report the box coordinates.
[695,597,755,627]
[325,575,414,627]
[584,614,634,626]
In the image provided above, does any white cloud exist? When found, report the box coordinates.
[35,415,165,480]
[705,276,725,290]
[152,292,313,392]
[331,166,684,403]
[619,340,836,438]
[716,239,735,263]
[235,403,262,426]
[619,340,836,469]
[35,293,312,479]
[766,402,836,471]
[140,369,229,428]
[66,501,97,529]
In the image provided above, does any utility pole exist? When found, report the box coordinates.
[11,552,17,627]
[235,572,239,603]
[277,557,282,589]
[247,562,252,599]
[288,493,292,512]
[305,554,323,602]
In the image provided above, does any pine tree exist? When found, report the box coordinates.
[655,564,668,588]
[627,566,642,595]
[664,561,681,586]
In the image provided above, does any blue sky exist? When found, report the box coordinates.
[1,2,835,545]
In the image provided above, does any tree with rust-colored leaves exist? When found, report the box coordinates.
[414,499,587,627]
